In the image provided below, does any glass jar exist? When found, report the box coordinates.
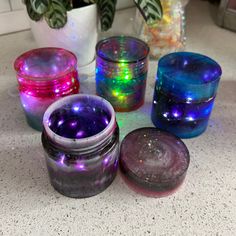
[96,36,149,112]
[14,48,79,131]
[134,0,188,59]
[151,52,222,138]
[42,94,119,198]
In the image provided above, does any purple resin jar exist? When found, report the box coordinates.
[42,94,119,198]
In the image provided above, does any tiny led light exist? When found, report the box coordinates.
[76,162,86,171]
[73,106,80,112]
[173,111,180,118]
[113,90,120,97]
[163,112,168,118]
[186,116,194,121]
[186,96,193,103]
[70,121,77,127]
[58,120,64,126]
[76,130,85,138]
[59,154,65,165]
[103,156,110,165]
[183,60,188,66]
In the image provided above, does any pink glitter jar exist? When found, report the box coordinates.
[14,48,79,131]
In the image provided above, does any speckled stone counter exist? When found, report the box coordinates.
[0,1,236,235]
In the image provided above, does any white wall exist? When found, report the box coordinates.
[0,0,11,13]
[10,0,25,10]
[0,0,29,35]
[0,0,25,12]
[0,0,135,35]
[116,0,135,10]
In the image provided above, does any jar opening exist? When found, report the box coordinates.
[96,36,149,64]
[14,47,77,81]
[43,94,116,149]
[48,100,111,139]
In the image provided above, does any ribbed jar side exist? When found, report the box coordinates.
[14,48,79,131]
[95,36,149,111]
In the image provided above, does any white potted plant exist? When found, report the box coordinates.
[23,0,163,74]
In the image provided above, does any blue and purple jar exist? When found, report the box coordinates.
[151,52,222,138]
[41,94,119,198]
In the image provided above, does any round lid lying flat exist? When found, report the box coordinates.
[119,128,190,197]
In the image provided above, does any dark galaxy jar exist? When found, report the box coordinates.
[42,94,119,198]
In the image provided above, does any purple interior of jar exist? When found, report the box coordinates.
[48,97,112,139]
[96,36,149,63]
[14,47,77,80]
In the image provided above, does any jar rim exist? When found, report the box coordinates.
[43,94,116,150]
[96,36,150,64]
[157,52,222,87]
[14,47,77,81]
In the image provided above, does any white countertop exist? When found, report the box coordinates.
[0,1,236,235]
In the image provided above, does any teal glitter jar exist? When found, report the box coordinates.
[151,52,222,138]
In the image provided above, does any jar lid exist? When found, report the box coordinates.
[119,128,190,197]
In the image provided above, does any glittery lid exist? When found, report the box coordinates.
[120,128,190,197]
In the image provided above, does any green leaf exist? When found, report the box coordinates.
[25,0,43,21]
[63,0,73,10]
[97,0,117,31]
[83,0,96,3]
[44,0,67,28]
[134,0,163,24]
[30,0,51,14]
